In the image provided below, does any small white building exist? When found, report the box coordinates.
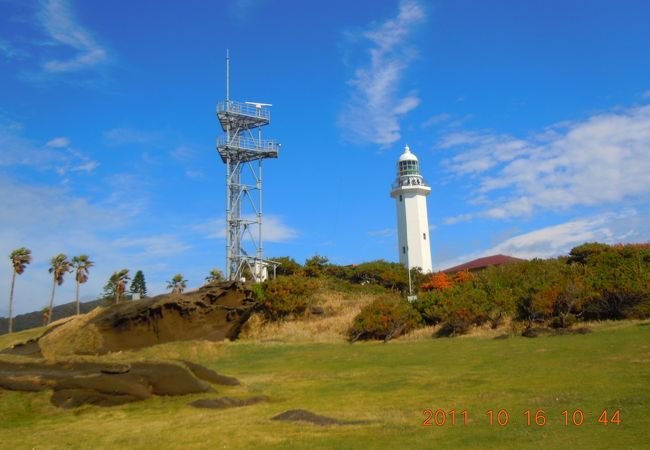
[390,145,433,273]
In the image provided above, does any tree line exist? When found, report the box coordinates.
[4,247,226,333]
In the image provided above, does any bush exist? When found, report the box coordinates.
[550,314,576,329]
[421,272,453,291]
[348,260,411,291]
[415,283,490,335]
[348,297,422,342]
[412,289,446,325]
[268,256,302,276]
[255,275,318,321]
[303,255,329,277]
[516,288,557,327]
[435,309,474,337]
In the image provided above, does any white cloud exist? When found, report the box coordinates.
[440,105,650,219]
[421,113,451,128]
[369,228,394,238]
[184,169,204,179]
[112,235,191,257]
[489,216,616,259]
[229,0,269,19]
[39,0,108,73]
[104,128,164,146]
[434,210,645,270]
[197,215,298,243]
[70,160,99,172]
[46,136,70,148]
[440,131,528,175]
[0,121,97,174]
[443,213,473,225]
[170,145,196,162]
[0,175,192,316]
[0,39,28,60]
[339,0,425,147]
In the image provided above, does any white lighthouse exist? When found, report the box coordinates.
[390,145,433,273]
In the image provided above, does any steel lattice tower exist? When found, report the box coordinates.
[216,50,280,282]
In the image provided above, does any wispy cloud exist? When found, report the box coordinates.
[0,120,98,175]
[229,0,269,20]
[112,235,191,257]
[0,39,29,60]
[340,0,425,147]
[369,228,395,238]
[421,113,451,128]
[46,136,70,148]
[103,128,164,146]
[70,160,99,172]
[439,131,528,176]
[38,0,109,73]
[443,213,473,225]
[184,169,204,179]
[435,210,644,270]
[0,174,192,315]
[440,104,650,219]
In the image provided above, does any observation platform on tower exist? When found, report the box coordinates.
[217,100,270,130]
[216,100,279,163]
[216,135,279,163]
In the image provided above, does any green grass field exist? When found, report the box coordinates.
[1,321,649,449]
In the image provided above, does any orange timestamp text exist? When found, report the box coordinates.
[421,408,621,427]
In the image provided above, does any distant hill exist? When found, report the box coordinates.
[0,299,105,335]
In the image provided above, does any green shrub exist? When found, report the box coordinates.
[415,283,490,335]
[413,289,445,325]
[255,275,318,321]
[348,297,422,342]
[303,255,329,277]
[268,256,302,276]
[550,314,576,329]
[435,309,475,337]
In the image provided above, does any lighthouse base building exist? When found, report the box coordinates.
[390,145,433,273]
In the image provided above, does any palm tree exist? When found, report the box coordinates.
[109,269,130,304]
[71,255,94,316]
[47,254,71,325]
[167,273,187,294]
[204,268,224,285]
[7,248,32,333]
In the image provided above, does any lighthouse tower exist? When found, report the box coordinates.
[390,145,433,273]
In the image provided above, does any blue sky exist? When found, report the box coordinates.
[1,0,649,315]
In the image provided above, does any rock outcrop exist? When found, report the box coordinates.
[0,360,218,408]
[2,281,256,357]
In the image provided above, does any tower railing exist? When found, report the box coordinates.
[216,100,271,121]
[216,135,280,154]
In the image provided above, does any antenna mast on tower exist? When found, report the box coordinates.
[216,50,280,282]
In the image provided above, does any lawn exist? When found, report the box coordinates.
[0,321,648,449]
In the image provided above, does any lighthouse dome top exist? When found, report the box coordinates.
[398,145,419,162]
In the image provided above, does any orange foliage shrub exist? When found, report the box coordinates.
[453,270,474,284]
[421,272,453,291]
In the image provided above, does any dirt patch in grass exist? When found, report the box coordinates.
[522,327,592,338]
[189,396,268,409]
[271,409,370,426]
